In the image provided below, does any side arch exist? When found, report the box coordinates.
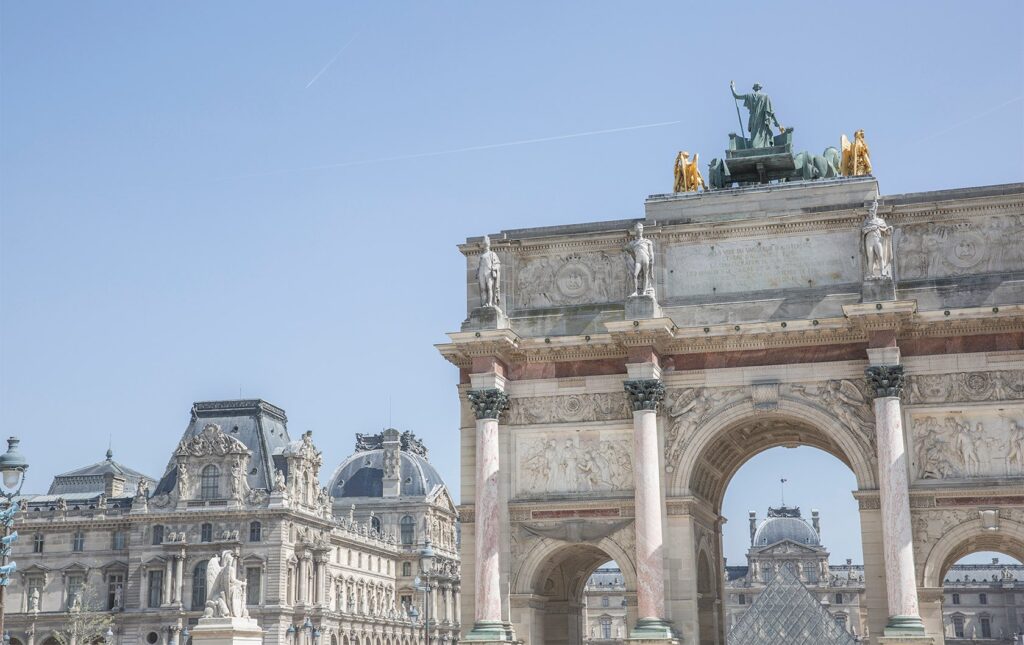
[921,516,1024,588]
[667,396,878,503]
[511,533,637,598]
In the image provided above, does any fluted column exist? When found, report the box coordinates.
[174,552,184,605]
[866,364,926,636]
[464,387,510,642]
[623,378,675,640]
[163,557,173,606]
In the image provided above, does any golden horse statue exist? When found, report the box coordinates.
[674,151,707,193]
[841,129,873,176]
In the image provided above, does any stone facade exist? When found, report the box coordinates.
[439,178,1024,645]
[8,400,458,645]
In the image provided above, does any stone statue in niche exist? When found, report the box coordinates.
[28,587,40,612]
[862,198,894,279]
[476,235,501,308]
[272,469,287,493]
[624,223,655,297]
[177,463,191,498]
[1008,421,1024,473]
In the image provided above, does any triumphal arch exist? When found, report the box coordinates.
[438,89,1024,645]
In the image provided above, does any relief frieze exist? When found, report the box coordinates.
[512,251,629,309]
[911,410,1024,480]
[516,434,633,496]
[907,370,1024,405]
[895,214,1024,280]
[505,393,631,425]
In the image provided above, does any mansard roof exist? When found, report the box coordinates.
[153,399,291,495]
[47,449,155,496]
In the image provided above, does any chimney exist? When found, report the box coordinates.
[382,428,401,498]
[749,511,757,545]
[104,472,126,498]
[811,509,821,536]
[993,557,999,565]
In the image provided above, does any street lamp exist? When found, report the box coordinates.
[0,437,28,642]
[418,540,435,645]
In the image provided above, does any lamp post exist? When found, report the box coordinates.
[416,540,435,645]
[0,437,29,642]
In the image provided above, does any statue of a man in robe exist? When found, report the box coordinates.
[476,235,501,308]
[730,81,784,148]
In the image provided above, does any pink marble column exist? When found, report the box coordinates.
[623,379,674,639]
[866,364,925,636]
[465,387,510,642]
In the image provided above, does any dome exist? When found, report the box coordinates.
[329,449,444,498]
[752,515,820,548]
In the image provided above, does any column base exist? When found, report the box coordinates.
[884,615,927,636]
[463,621,520,643]
[877,637,934,645]
[627,617,679,643]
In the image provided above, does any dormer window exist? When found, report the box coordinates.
[201,465,220,499]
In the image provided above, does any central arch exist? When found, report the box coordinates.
[511,537,637,645]
[663,395,881,644]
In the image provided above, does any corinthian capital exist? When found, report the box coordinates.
[865,365,905,399]
[624,379,666,411]
[467,388,510,420]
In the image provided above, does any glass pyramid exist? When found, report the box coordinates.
[729,565,858,645]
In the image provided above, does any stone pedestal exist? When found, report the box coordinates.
[190,617,263,645]
[862,276,896,302]
[462,306,510,331]
[877,637,935,645]
[625,294,662,320]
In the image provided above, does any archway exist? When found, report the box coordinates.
[665,402,879,645]
[939,550,1023,642]
[511,540,637,645]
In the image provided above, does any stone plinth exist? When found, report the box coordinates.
[862,276,896,302]
[462,305,509,331]
[877,636,935,645]
[190,617,263,645]
[625,294,662,319]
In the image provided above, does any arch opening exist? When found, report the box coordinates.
[938,550,1024,642]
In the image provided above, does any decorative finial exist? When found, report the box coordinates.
[106,448,114,461]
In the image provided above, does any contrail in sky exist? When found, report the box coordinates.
[220,119,681,181]
[305,26,365,89]
[912,95,1022,144]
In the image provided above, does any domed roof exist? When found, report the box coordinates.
[329,448,443,499]
[753,508,820,548]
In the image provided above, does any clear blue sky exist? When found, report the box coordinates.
[2,2,1022,565]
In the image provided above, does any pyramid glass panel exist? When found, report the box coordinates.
[729,565,858,645]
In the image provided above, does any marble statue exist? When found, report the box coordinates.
[477,235,501,308]
[862,199,894,279]
[204,549,249,619]
[624,223,655,297]
[673,151,707,193]
[841,129,873,176]
[230,459,246,501]
[28,587,40,612]
[730,81,784,148]
[1007,421,1024,473]
[177,462,191,498]
[113,584,123,609]
[272,468,287,493]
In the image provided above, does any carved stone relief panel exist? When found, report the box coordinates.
[895,214,1024,280]
[512,251,629,310]
[506,393,631,425]
[907,370,1024,405]
[514,429,633,497]
[909,406,1024,480]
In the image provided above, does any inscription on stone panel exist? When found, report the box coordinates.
[895,215,1024,280]
[663,232,859,298]
[515,431,633,497]
[512,251,629,310]
[909,406,1024,480]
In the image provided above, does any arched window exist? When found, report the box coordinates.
[249,521,262,542]
[72,530,85,552]
[201,465,220,499]
[152,525,164,545]
[192,561,208,608]
[201,523,212,542]
[400,516,414,545]
[371,516,382,534]
[402,562,412,577]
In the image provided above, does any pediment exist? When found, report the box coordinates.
[428,485,458,515]
[755,540,822,556]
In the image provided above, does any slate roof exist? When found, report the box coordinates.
[47,449,155,495]
[153,399,291,495]
[328,449,444,499]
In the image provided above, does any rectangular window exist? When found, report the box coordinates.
[72,531,85,552]
[107,574,124,610]
[952,593,960,605]
[148,570,163,608]
[738,594,746,605]
[33,533,45,553]
[249,522,261,542]
[152,525,164,545]
[979,592,987,605]
[246,567,261,605]
[953,616,964,638]
[67,574,84,609]
[835,593,843,604]
[201,523,212,542]
[981,616,991,638]
[112,531,126,550]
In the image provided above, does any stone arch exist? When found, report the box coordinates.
[921,515,1024,588]
[667,397,878,505]
[695,546,719,645]
[511,537,636,645]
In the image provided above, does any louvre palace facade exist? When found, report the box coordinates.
[8,400,460,645]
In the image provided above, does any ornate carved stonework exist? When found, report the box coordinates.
[664,386,746,467]
[911,410,1024,479]
[505,393,631,425]
[624,379,665,411]
[907,370,1024,405]
[467,388,510,420]
[174,423,250,458]
[865,365,905,398]
[895,214,1024,280]
[516,435,633,496]
[513,251,629,309]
